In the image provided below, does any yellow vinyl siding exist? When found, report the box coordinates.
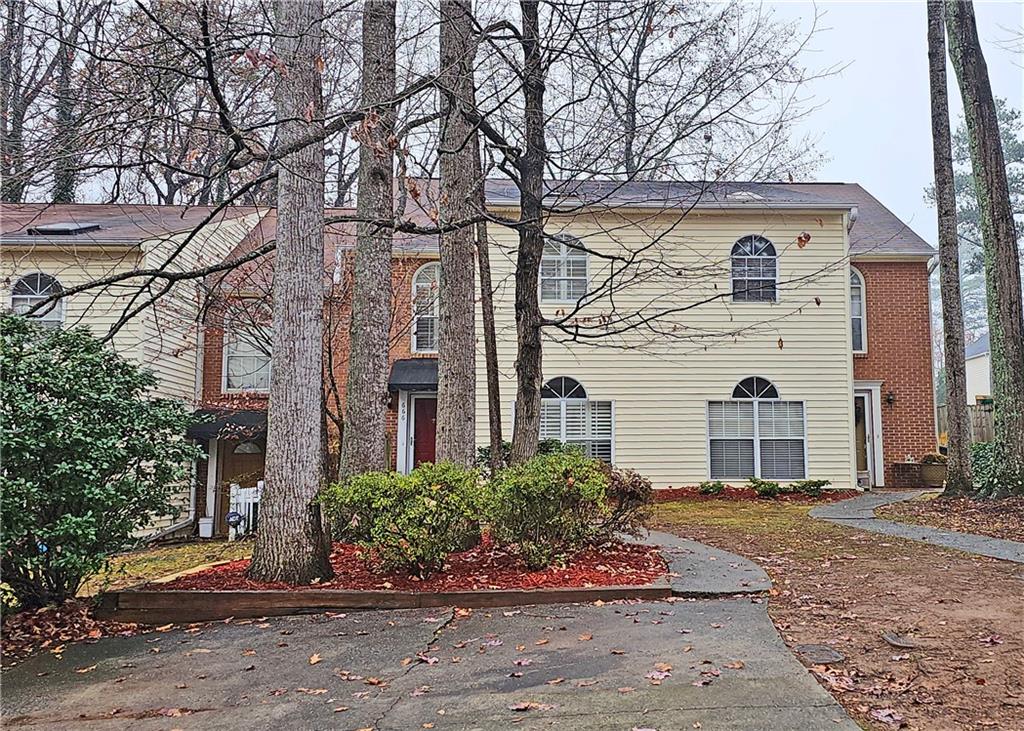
[475,208,857,489]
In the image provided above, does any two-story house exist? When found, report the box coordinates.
[0,203,264,535]
[191,181,936,535]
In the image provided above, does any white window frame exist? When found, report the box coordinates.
[10,272,65,328]
[706,379,806,480]
[411,262,440,354]
[850,266,867,354]
[539,234,589,305]
[730,235,778,303]
[536,377,615,462]
[222,320,272,393]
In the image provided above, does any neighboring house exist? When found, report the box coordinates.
[0,203,264,535]
[964,333,992,403]
[191,180,937,535]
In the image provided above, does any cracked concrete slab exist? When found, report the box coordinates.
[3,599,855,730]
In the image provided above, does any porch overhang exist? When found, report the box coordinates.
[187,408,267,441]
[388,357,438,393]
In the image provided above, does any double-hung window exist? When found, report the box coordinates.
[731,235,777,302]
[412,262,440,353]
[224,318,272,392]
[539,376,613,461]
[708,377,805,479]
[540,235,588,303]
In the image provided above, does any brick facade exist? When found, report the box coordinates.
[852,259,937,485]
[200,255,438,472]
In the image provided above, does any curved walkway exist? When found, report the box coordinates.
[809,491,1024,563]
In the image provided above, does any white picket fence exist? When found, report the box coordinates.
[227,481,263,541]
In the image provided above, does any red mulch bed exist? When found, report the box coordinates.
[156,539,666,593]
[653,486,861,503]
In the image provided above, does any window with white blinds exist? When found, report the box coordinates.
[708,384,805,480]
[538,377,613,461]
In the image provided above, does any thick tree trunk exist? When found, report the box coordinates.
[339,0,396,477]
[435,0,478,466]
[51,19,77,204]
[247,0,332,583]
[509,0,546,465]
[945,0,1024,496]
[477,219,504,470]
[927,0,972,495]
[1,0,28,202]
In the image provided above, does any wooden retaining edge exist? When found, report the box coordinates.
[94,581,673,625]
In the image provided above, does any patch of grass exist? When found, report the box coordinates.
[81,540,252,596]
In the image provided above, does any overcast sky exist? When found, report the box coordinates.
[770,0,1023,246]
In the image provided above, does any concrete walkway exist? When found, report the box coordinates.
[2,535,857,730]
[810,491,1024,563]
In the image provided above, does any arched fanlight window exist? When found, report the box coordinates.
[412,262,440,353]
[732,377,779,400]
[11,272,65,328]
[233,440,263,454]
[731,235,777,302]
[541,376,587,400]
[539,376,613,461]
[850,268,866,353]
[540,234,588,303]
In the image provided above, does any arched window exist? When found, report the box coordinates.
[850,268,866,353]
[732,376,779,399]
[412,262,440,353]
[539,376,613,461]
[540,234,588,303]
[708,377,805,480]
[11,273,64,328]
[233,440,263,454]
[731,235,777,302]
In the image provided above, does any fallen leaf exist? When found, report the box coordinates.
[578,633,593,642]
[723,660,745,670]
[75,665,97,674]
[534,639,549,646]
[508,701,555,712]
[545,677,565,685]
[295,687,327,695]
[308,653,322,665]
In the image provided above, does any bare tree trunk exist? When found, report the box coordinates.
[1,0,28,202]
[247,0,332,583]
[477,219,504,470]
[339,0,396,477]
[51,15,77,204]
[435,0,478,466]
[509,0,546,465]
[945,0,1024,497]
[927,0,972,495]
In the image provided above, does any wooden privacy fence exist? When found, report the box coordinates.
[937,403,995,444]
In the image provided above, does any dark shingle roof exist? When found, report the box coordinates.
[0,203,254,245]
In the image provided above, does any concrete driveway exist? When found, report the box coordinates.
[3,598,855,730]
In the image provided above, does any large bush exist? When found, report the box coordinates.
[319,462,483,576]
[1,316,198,608]
[486,450,610,569]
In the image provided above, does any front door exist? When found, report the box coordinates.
[411,396,437,468]
[853,392,875,487]
[217,440,265,534]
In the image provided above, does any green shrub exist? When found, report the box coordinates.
[698,479,726,495]
[970,442,999,495]
[0,316,198,609]
[790,479,831,497]
[596,466,653,538]
[748,477,783,498]
[486,450,610,569]
[319,462,483,576]
[475,439,566,473]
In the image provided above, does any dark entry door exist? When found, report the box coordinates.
[412,397,437,467]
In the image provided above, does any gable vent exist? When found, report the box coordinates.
[27,222,102,236]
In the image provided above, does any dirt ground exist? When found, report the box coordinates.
[877,496,1024,542]
[655,499,1024,731]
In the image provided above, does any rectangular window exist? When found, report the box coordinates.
[708,400,805,479]
[225,327,272,392]
[539,399,613,461]
[540,238,588,303]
